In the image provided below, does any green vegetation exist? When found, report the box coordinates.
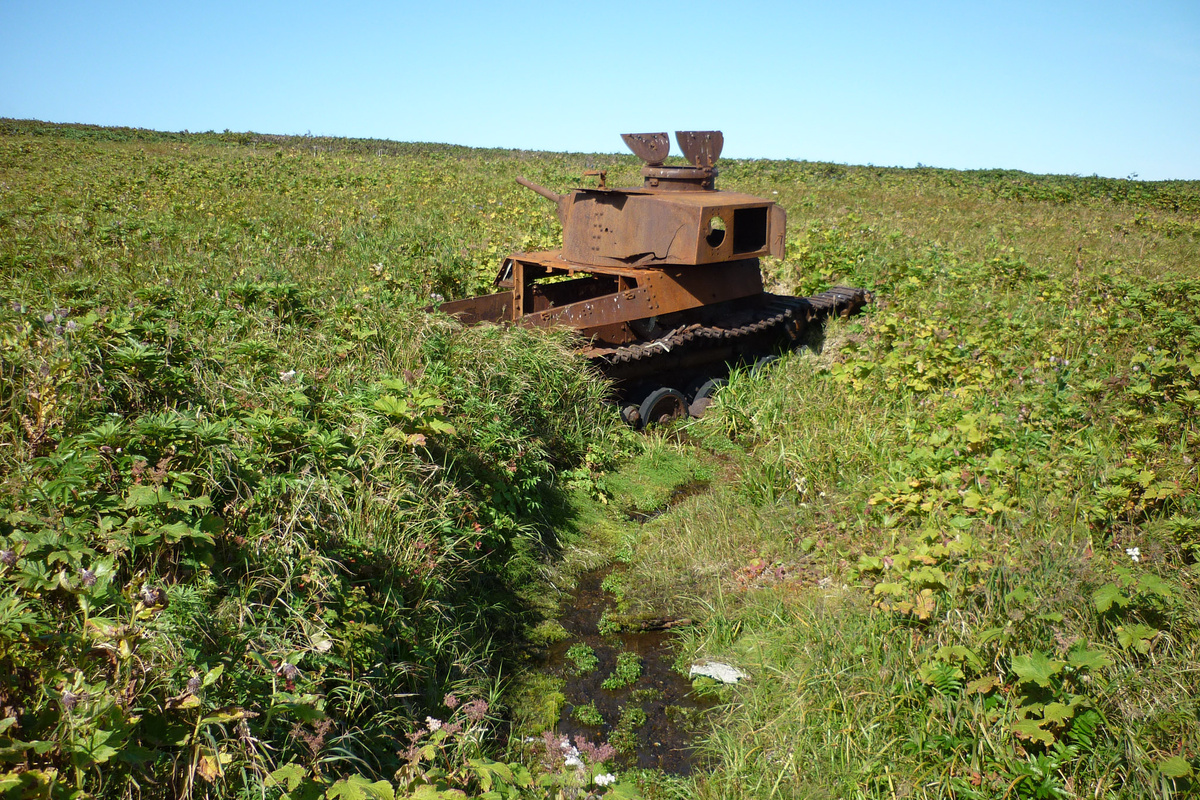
[620,173,1200,796]
[609,707,649,756]
[571,701,605,727]
[564,643,600,676]
[2,118,1199,798]
[600,653,643,691]
[0,120,621,798]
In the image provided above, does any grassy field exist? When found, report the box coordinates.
[1,119,1198,799]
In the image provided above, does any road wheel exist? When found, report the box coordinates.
[639,387,687,428]
[751,354,779,375]
[686,377,725,417]
[620,405,641,428]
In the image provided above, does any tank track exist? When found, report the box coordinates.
[586,286,870,387]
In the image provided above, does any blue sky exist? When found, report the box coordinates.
[2,0,1198,180]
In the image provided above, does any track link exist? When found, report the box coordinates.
[587,286,870,379]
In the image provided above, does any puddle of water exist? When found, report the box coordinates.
[544,568,714,775]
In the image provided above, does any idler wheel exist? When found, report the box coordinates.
[639,387,687,428]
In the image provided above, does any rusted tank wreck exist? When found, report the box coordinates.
[440,131,869,426]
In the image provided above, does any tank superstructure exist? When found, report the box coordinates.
[439,131,869,425]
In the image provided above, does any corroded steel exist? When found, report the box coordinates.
[620,132,671,165]
[675,130,723,168]
[437,130,869,405]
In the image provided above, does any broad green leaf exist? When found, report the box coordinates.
[373,396,411,419]
[1042,702,1075,725]
[1067,647,1113,671]
[326,774,395,800]
[1011,650,1063,688]
[1011,718,1056,745]
[124,484,167,508]
[908,566,948,589]
[1159,756,1194,778]
[202,664,224,687]
[936,645,983,671]
[267,762,307,792]
[1137,573,1173,598]
[1092,583,1128,613]
[1116,624,1158,653]
[424,419,456,435]
[966,675,998,694]
[857,556,883,572]
[1005,587,1031,605]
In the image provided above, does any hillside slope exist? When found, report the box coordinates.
[1,120,1198,798]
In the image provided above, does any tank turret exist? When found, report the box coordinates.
[516,131,786,268]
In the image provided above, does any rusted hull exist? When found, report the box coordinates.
[432,130,872,422]
[438,290,511,324]
[510,253,764,336]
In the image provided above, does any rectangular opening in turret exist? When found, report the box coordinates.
[732,207,768,254]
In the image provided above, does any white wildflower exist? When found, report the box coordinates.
[279,370,297,383]
[564,755,583,769]
[1125,547,1141,563]
[425,716,442,731]
[595,773,617,786]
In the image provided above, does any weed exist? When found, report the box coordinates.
[572,701,605,727]
[601,652,643,691]
[565,643,600,676]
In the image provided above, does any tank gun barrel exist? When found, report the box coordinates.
[516,176,569,225]
[516,176,565,205]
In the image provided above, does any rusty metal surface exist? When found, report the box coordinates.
[516,259,764,336]
[675,131,723,168]
[438,290,511,324]
[583,287,871,366]
[436,130,859,372]
[565,190,781,267]
[621,133,671,165]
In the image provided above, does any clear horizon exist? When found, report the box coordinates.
[3,1,1197,181]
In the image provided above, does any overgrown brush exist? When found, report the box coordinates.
[653,241,1200,796]
[0,123,623,798]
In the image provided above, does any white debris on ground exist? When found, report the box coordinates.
[688,661,749,684]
